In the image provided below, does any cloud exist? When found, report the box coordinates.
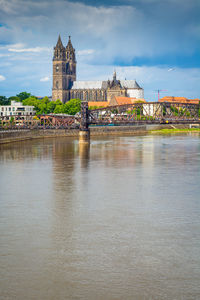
[8,46,51,53]
[0,75,6,81]
[40,76,50,82]
[77,49,95,56]
[0,0,199,98]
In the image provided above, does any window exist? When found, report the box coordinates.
[12,107,15,111]
[56,65,59,72]
[9,107,11,111]
[56,81,59,89]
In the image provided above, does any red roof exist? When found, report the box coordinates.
[159,96,200,104]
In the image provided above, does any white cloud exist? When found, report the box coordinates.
[77,49,95,56]
[0,54,11,58]
[8,46,51,53]
[40,76,50,82]
[0,75,6,81]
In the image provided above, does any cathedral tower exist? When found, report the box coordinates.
[52,35,76,103]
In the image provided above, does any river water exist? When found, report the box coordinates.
[0,134,200,300]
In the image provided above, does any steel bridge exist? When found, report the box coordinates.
[80,101,200,130]
[37,102,200,130]
[2,102,198,130]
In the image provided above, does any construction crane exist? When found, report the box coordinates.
[154,89,167,101]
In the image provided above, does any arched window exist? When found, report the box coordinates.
[56,81,59,89]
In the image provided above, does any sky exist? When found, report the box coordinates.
[0,0,200,100]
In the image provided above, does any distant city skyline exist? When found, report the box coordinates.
[0,0,200,100]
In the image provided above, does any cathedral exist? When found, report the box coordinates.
[52,35,144,103]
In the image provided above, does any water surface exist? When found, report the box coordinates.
[0,134,200,299]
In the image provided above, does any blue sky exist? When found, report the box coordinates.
[0,0,200,100]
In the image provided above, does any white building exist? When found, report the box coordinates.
[0,101,35,123]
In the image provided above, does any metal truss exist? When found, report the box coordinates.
[39,114,79,129]
[87,102,200,126]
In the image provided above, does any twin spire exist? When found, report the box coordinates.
[55,35,74,50]
[54,35,75,61]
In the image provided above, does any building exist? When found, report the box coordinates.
[0,101,35,124]
[159,96,200,104]
[52,35,144,103]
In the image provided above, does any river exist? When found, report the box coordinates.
[0,134,200,300]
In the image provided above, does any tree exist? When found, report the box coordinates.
[10,116,15,127]
[16,92,32,101]
[54,105,64,114]
[64,98,81,115]
[47,101,56,113]
[8,96,21,102]
[23,97,41,113]
[0,96,10,105]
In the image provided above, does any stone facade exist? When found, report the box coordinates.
[52,35,76,103]
[52,35,144,103]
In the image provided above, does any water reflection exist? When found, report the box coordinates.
[79,142,90,169]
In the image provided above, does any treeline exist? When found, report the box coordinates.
[0,92,81,115]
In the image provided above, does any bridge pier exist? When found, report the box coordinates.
[79,101,90,143]
[79,129,90,143]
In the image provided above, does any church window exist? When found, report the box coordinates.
[56,81,59,89]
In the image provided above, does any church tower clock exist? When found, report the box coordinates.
[52,35,76,103]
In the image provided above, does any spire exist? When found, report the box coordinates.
[113,70,117,81]
[66,35,74,51]
[56,34,64,49]
[53,34,65,60]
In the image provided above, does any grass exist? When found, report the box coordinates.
[150,128,200,134]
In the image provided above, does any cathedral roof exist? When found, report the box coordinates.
[120,80,142,89]
[72,81,103,89]
[71,80,142,90]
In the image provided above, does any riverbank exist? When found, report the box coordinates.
[0,124,199,144]
[150,128,200,134]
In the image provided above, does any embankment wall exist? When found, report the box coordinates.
[0,124,198,144]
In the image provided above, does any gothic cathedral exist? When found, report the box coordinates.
[52,35,144,103]
[52,35,76,103]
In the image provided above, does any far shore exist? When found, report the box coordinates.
[150,128,200,134]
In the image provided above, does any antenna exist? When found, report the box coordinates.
[154,89,167,101]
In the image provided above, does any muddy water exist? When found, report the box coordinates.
[0,134,200,300]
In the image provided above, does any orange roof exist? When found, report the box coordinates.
[114,97,133,105]
[88,101,108,107]
[159,96,199,104]
[112,97,146,105]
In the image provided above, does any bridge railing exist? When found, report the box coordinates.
[87,102,200,125]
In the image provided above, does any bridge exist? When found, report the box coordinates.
[38,101,200,129]
[80,101,200,130]
[1,101,199,130]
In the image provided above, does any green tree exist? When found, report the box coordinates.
[0,96,10,105]
[8,96,21,102]
[54,105,64,114]
[46,101,56,113]
[16,92,32,101]
[10,116,15,127]
[23,97,41,114]
[64,98,81,115]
